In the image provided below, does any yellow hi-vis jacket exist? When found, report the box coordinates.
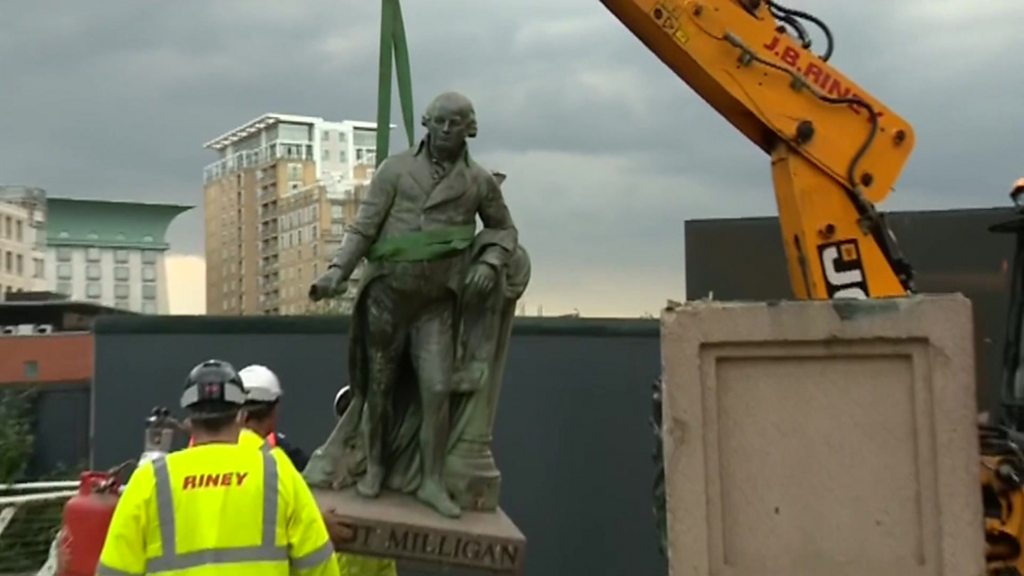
[96,439,340,575]
[237,429,398,576]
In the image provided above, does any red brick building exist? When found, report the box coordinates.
[0,294,135,476]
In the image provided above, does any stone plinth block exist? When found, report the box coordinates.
[315,488,526,574]
[659,295,984,576]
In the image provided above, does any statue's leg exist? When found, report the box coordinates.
[357,280,403,499]
[409,296,462,518]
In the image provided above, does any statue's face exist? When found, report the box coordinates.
[426,97,472,155]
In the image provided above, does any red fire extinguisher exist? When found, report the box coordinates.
[57,466,129,576]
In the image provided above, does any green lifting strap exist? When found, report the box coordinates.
[376,0,416,167]
[366,225,477,263]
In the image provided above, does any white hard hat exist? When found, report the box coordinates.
[238,364,283,403]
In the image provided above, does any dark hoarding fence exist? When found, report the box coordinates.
[92,315,666,576]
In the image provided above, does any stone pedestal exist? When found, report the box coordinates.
[659,295,985,576]
[315,488,526,574]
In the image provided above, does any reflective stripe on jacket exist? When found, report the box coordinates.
[96,439,339,575]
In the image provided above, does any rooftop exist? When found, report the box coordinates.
[0,297,138,333]
[203,113,383,151]
[46,197,193,249]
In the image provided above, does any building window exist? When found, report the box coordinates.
[86,282,101,299]
[115,284,130,299]
[23,361,38,380]
[4,251,11,272]
[142,284,157,300]
[57,263,72,280]
[115,249,129,263]
[115,299,130,310]
[339,149,347,163]
[353,129,375,147]
[56,281,71,296]
[14,220,22,242]
[288,163,302,181]
[142,264,156,282]
[142,301,157,314]
[321,148,330,161]
[86,264,101,280]
[15,254,23,276]
[322,130,329,141]
[142,250,157,264]
[115,266,130,281]
[86,247,101,261]
[3,217,9,238]
[57,247,72,261]
[143,235,154,243]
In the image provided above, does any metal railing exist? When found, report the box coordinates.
[0,482,80,576]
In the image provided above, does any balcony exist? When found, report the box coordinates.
[259,188,278,204]
[261,243,279,257]
[259,206,277,222]
[259,224,279,240]
[203,141,315,184]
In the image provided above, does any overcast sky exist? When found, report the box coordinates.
[1,1,1021,316]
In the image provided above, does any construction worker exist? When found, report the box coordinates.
[96,359,340,576]
[236,364,310,469]
[236,364,399,576]
[181,364,307,469]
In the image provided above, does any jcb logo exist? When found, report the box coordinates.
[818,240,868,299]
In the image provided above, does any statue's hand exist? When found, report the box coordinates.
[465,263,496,297]
[309,267,346,302]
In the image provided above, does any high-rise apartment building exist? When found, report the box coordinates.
[44,197,192,314]
[202,113,382,315]
[276,176,371,315]
[0,186,47,298]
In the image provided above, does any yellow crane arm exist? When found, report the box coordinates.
[599,0,917,299]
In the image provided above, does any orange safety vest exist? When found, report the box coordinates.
[188,432,277,448]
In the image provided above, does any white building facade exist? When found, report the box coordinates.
[0,187,48,298]
[48,245,170,314]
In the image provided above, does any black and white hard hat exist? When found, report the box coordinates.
[181,359,247,414]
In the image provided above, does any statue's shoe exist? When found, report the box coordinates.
[417,481,462,518]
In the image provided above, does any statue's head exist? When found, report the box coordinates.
[422,91,477,157]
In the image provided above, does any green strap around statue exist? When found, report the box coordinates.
[376,0,415,167]
[366,225,476,263]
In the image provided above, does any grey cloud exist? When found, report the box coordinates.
[0,1,1021,314]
